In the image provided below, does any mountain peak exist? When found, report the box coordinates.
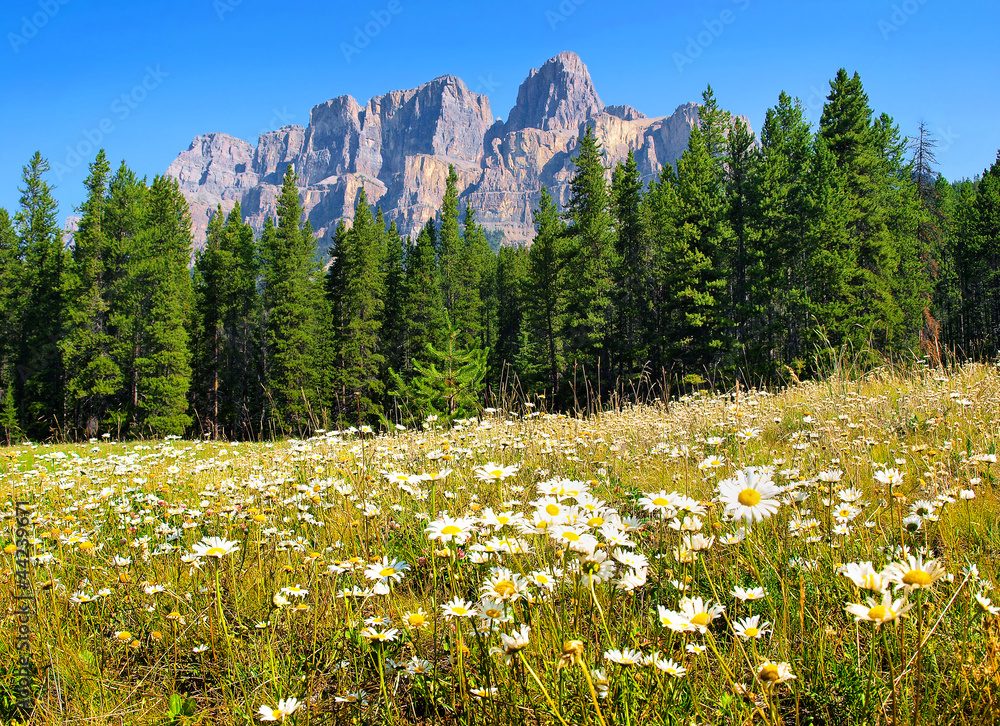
[504,51,604,134]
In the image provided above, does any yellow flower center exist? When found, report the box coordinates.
[562,531,580,542]
[485,608,502,618]
[588,516,604,527]
[738,489,761,507]
[758,664,780,682]
[406,614,426,627]
[691,612,711,626]
[652,497,670,507]
[441,525,461,536]
[545,504,560,517]
[902,570,932,587]
[379,567,397,578]
[452,606,468,615]
[494,580,517,597]
[116,631,132,641]
[744,627,759,637]
[867,605,887,621]
[497,515,510,524]
[205,547,226,556]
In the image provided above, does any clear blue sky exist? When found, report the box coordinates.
[2,0,998,225]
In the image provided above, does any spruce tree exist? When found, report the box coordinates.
[262,165,324,435]
[326,188,387,424]
[15,152,66,437]
[521,187,567,394]
[381,220,407,377]
[399,221,445,372]
[611,150,645,384]
[561,126,617,398]
[438,165,462,312]
[0,208,23,397]
[133,175,193,436]
[61,150,121,436]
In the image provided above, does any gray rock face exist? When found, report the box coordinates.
[166,52,740,249]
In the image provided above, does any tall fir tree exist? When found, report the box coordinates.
[326,188,387,424]
[611,150,646,385]
[15,152,66,437]
[561,126,617,399]
[61,150,122,436]
[398,221,445,373]
[521,187,567,395]
[0,208,23,399]
[132,175,193,436]
[262,166,324,435]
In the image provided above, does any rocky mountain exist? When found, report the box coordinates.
[167,52,720,248]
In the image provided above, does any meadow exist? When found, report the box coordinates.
[2,362,999,725]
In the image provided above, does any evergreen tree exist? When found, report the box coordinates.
[561,126,617,398]
[326,188,387,423]
[390,313,487,423]
[191,202,262,438]
[262,166,324,435]
[380,220,407,376]
[132,175,193,436]
[611,150,646,385]
[15,152,66,437]
[521,187,567,395]
[725,116,761,366]
[61,150,121,436]
[438,165,462,313]
[462,206,495,353]
[398,221,446,372]
[492,245,527,395]
[751,93,816,371]
[0,208,23,397]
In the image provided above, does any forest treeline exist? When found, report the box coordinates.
[1,70,998,441]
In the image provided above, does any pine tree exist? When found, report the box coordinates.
[15,152,66,438]
[0,208,23,397]
[521,187,567,395]
[751,93,816,371]
[390,313,487,423]
[399,221,446,372]
[492,245,527,393]
[438,165,462,313]
[561,126,617,398]
[725,116,761,366]
[61,150,122,436]
[611,150,646,385]
[380,220,407,377]
[263,166,324,435]
[133,175,193,436]
[326,188,386,424]
[104,161,150,434]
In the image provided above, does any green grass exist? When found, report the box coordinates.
[2,362,1000,725]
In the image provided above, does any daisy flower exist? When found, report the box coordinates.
[480,567,529,602]
[192,536,240,558]
[757,661,796,686]
[838,561,888,592]
[550,525,598,554]
[732,615,771,640]
[424,515,477,545]
[677,596,726,633]
[402,609,430,629]
[441,597,477,619]
[731,585,767,601]
[605,647,643,665]
[975,594,1000,615]
[882,554,946,591]
[874,468,905,487]
[652,657,687,677]
[498,623,531,655]
[637,490,678,518]
[475,462,519,482]
[845,590,913,625]
[717,468,782,524]
[360,627,399,642]
[363,557,409,583]
[258,697,301,722]
[657,605,696,633]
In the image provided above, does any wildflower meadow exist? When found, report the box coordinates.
[2,363,1000,725]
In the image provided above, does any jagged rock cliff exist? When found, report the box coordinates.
[166,52,720,248]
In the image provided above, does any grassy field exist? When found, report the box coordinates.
[2,363,1000,725]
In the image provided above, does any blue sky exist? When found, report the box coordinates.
[2,0,998,224]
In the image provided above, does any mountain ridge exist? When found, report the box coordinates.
[166,51,735,248]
